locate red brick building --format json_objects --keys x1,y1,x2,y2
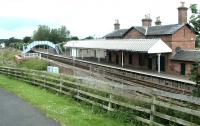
[
  {"x1": 104, "y1": 3, "x2": 198, "y2": 76},
  {"x1": 65, "y1": 2, "x2": 199, "y2": 77}
]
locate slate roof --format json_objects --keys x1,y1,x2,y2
[
  {"x1": 171, "y1": 49, "x2": 200, "y2": 62},
  {"x1": 104, "y1": 29, "x2": 129, "y2": 38},
  {"x1": 104, "y1": 23, "x2": 195, "y2": 38},
  {"x1": 147, "y1": 24, "x2": 185, "y2": 35}
]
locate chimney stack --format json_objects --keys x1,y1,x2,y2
[
  {"x1": 178, "y1": 2, "x2": 188, "y2": 24},
  {"x1": 155, "y1": 16, "x2": 161, "y2": 26},
  {"x1": 142, "y1": 14, "x2": 152, "y2": 27},
  {"x1": 114, "y1": 19, "x2": 120, "y2": 30}
]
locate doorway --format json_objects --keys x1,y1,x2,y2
[
  {"x1": 108, "y1": 52, "x2": 112, "y2": 62},
  {"x1": 181, "y1": 63, "x2": 186, "y2": 75},
  {"x1": 160, "y1": 56, "x2": 165, "y2": 71},
  {"x1": 148, "y1": 58, "x2": 152, "y2": 70},
  {"x1": 116, "y1": 55, "x2": 119, "y2": 65}
]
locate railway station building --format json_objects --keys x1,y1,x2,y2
[{"x1": 64, "y1": 2, "x2": 199, "y2": 77}]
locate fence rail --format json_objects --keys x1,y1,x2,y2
[{"x1": 0, "y1": 66, "x2": 200, "y2": 126}]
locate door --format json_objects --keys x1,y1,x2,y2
[
  {"x1": 108, "y1": 52, "x2": 112, "y2": 62},
  {"x1": 148, "y1": 58, "x2": 152, "y2": 70},
  {"x1": 181, "y1": 63, "x2": 186, "y2": 75},
  {"x1": 116, "y1": 55, "x2": 119, "y2": 65},
  {"x1": 160, "y1": 56, "x2": 165, "y2": 72},
  {"x1": 129, "y1": 54, "x2": 132, "y2": 64}
]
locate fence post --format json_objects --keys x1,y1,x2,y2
[
  {"x1": 150, "y1": 95, "x2": 156, "y2": 126},
  {"x1": 32, "y1": 72, "x2": 35, "y2": 85},
  {"x1": 14, "y1": 69, "x2": 17, "y2": 79},
  {"x1": 90, "y1": 65, "x2": 92, "y2": 77},
  {"x1": 59, "y1": 74, "x2": 63, "y2": 93},
  {"x1": 39, "y1": 53, "x2": 41, "y2": 59},
  {"x1": 7, "y1": 68, "x2": 9, "y2": 76},
  {"x1": 108, "y1": 93, "x2": 113, "y2": 111},
  {"x1": 43, "y1": 73, "x2": 46, "y2": 88},
  {"x1": 77, "y1": 84, "x2": 80, "y2": 97}
]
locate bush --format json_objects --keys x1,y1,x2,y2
[{"x1": 18, "y1": 59, "x2": 48, "y2": 71}]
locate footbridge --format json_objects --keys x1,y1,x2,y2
[{"x1": 22, "y1": 41, "x2": 62, "y2": 54}]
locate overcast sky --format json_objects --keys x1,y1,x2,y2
[{"x1": 0, "y1": 0, "x2": 199, "y2": 39}]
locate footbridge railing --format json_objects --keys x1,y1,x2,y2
[{"x1": 22, "y1": 41, "x2": 61, "y2": 54}]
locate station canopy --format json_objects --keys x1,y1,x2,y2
[{"x1": 64, "y1": 39, "x2": 172, "y2": 54}]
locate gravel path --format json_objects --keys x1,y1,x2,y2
[{"x1": 0, "y1": 88, "x2": 60, "y2": 126}]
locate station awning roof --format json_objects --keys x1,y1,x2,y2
[{"x1": 64, "y1": 39, "x2": 172, "y2": 54}]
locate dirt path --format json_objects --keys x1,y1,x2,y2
[{"x1": 0, "y1": 88, "x2": 60, "y2": 126}]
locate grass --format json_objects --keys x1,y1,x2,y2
[
  {"x1": 17, "y1": 59, "x2": 48, "y2": 70},
  {"x1": 0, "y1": 74, "x2": 135, "y2": 126},
  {"x1": 0, "y1": 48, "x2": 48, "y2": 71}
]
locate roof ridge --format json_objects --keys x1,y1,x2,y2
[{"x1": 148, "y1": 24, "x2": 181, "y2": 28}]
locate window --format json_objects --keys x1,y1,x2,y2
[{"x1": 129, "y1": 54, "x2": 132, "y2": 64}]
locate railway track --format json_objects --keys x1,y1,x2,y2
[{"x1": 40, "y1": 52, "x2": 194, "y2": 94}]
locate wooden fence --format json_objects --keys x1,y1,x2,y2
[{"x1": 0, "y1": 66, "x2": 200, "y2": 126}]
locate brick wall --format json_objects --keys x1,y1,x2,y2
[
  {"x1": 167, "y1": 60, "x2": 192, "y2": 77},
  {"x1": 171, "y1": 26, "x2": 196, "y2": 50}
]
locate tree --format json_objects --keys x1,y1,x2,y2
[
  {"x1": 190, "y1": 60, "x2": 200, "y2": 97},
  {"x1": 7, "y1": 37, "x2": 21, "y2": 46},
  {"x1": 33, "y1": 25, "x2": 70, "y2": 44},
  {"x1": 58, "y1": 26, "x2": 70, "y2": 42},
  {"x1": 83, "y1": 36, "x2": 94, "y2": 40},
  {"x1": 6, "y1": 37, "x2": 23, "y2": 49},
  {"x1": 70, "y1": 36, "x2": 79, "y2": 40},
  {"x1": 189, "y1": 4, "x2": 200, "y2": 47},
  {"x1": 33, "y1": 25, "x2": 51, "y2": 41},
  {"x1": 23, "y1": 36, "x2": 32, "y2": 43}
]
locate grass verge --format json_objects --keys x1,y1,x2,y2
[{"x1": 0, "y1": 75, "x2": 135, "y2": 126}]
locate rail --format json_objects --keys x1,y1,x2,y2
[
  {"x1": 0, "y1": 66, "x2": 200, "y2": 126},
  {"x1": 40, "y1": 52, "x2": 196, "y2": 94}
]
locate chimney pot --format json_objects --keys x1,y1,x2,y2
[
  {"x1": 155, "y1": 16, "x2": 161, "y2": 25},
  {"x1": 181, "y1": 1, "x2": 185, "y2": 7},
  {"x1": 114, "y1": 19, "x2": 120, "y2": 30},
  {"x1": 142, "y1": 14, "x2": 152, "y2": 27}
]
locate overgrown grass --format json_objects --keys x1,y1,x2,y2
[
  {"x1": 17, "y1": 59, "x2": 48, "y2": 70},
  {"x1": 0, "y1": 48, "x2": 20, "y2": 67},
  {"x1": 0, "y1": 74, "x2": 135, "y2": 126}
]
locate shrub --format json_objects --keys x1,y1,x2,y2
[{"x1": 18, "y1": 59, "x2": 48, "y2": 71}]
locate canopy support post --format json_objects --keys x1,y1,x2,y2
[
  {"x1": 98, "y1": 50, "x2": 100, "y2": 63},
  {"x1": 122, "y1": 51, "x2": 124, "y2": 67},
  {"x1": 157, "y1": 53, "x2": 161, "y2": 73},
  {"x1": 81, "y1": 49, "x2": 83, "y2": 60}
]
